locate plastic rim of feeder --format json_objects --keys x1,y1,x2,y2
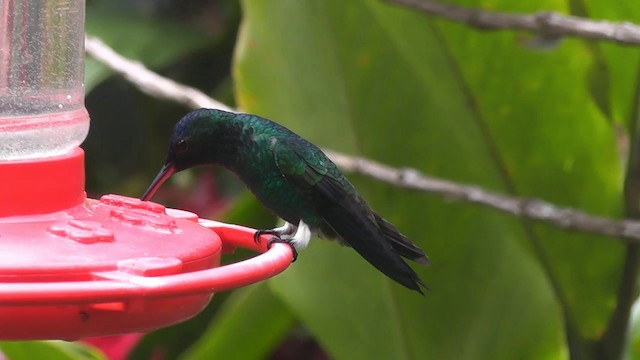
[{"x1": 0, "y1": 147, "x2": 293, "y2": 340}]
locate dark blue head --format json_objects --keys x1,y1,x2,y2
[{"x1": 141, "y1": 108, "x2": 236, "y2": 200}]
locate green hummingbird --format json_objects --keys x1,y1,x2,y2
[{"x1": 141, "y1": 109, "x2": 428, "y2": 294}]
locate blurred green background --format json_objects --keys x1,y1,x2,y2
[{"x1": 6, "y1": 0, "x2": 640, "y2": 359}]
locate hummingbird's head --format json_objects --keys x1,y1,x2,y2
[{"x1": 141, "y1": 108, "x2": 234, "y2": 201}]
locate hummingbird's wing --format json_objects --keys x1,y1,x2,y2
[{"x1": 273, "y1": 140, "x2": 427, "y2": 293}]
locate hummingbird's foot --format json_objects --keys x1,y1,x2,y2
[
  {"x1": 253, "y1": 221, "x2": 297, "y2": 244},
  {"x1": 263, "y1": 220, "x2": 310, "y2": 263},
  {"x1": 267, "y1": 237, "x2": 299, "y2": 262}
]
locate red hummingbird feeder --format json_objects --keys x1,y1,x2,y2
[{"x1": 0, "y1": 0, "x2": 292, "y2": 341}]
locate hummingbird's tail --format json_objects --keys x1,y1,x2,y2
[
  {"x1": 373, "y1": 213, "x2": 429, "y2": 265},
  {"x1": 323, "y1": 201, "x2": 429, "y2": 294}
]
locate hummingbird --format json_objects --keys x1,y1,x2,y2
[{"x1": 141, "y1": 108, "x2": 429, "y2": 294}]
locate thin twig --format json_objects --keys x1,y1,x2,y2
[
  {"x1": 84, "y1": 35, "x2": 233, "y2": 112},
  {"x1": 84, "y1": 33, "x2": 640, "y2": 243},
  {"x1": 387, "y1": 0, "x2": 640, "y2": 46},
  {"x1": 326, "y1": 151, "x2": 640, "y2": 241}
]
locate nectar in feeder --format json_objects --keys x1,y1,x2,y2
[{"x1": 0, "y1": 0, "x2": 89, "y2": 160}]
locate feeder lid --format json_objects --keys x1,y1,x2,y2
[
  {"x1": 0, "y1": 148, "x2": 220, "y2": 278},
  {"x1": 0, "y1": 195, "x2": 221, "y2": 278}
]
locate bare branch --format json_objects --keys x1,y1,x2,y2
[
  {"x1": 387, "y1": 0, "x2": 640, "y2": 46},
  {"x1": 84, "y1": 35, "x2": 234, "y2": 112},
  {"x1": 325, "y1": 151, "x2": 640, "y2": 241},
  {"x1": 84, "y1": 33, "x2": 640, "y2": 243}
]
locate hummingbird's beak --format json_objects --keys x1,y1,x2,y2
[{"x1": 141, "y1": 163, "x2": 176, "y2": 201}]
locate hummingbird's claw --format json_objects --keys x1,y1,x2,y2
[
  {"x1": 253, "y1": 229, "x2": 280, "y2": 244},
  {"x1": 267, "y1": 237, "x2": 298, "y2": 263},
  {"x1": 253, "y1": 222, "x2": 297, "y2": 245}
]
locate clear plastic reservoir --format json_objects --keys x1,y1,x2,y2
[{"x1": 0, "y1": 0, "x2": 89, "y2": 160}]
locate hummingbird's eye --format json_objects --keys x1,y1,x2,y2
[{"x1": 176, "y1": 139, "x2": 188, "y2": 152}]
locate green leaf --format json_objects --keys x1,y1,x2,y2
[
  {"x1": 235, "y1": 0, "x2": 624, "y2": 358},
  {"x1": 625, "y1": 298, "x2": 640, "y2": 359},
  {"x1": 85, "y1": 6, "x2": 211, "y2": 92},
  {"x1": 0, "y1": 341, "x2": 105, "y2": 360},
  {"x1": 180, "y1": 283, "x2": 296, "y2": 360},
  {"x1": 438, "y1": 0, "x2": 624, "y2": 338},
  {"x1": 575, "y1": 1, "x2": 640, "y2": 130}
]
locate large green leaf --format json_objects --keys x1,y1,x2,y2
[
  {"x1": 437, "y1": 0, "x2": 624, "y2": 337},
  {"x1": 234, "y1": 0, "x2": 624, "y2": 358}
]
